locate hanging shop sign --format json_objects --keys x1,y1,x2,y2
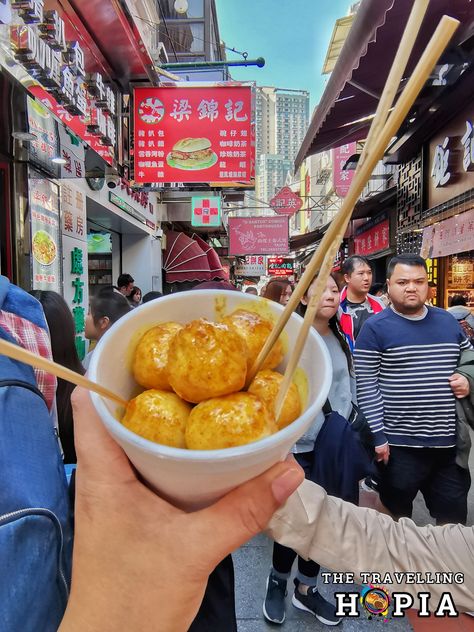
[
  {"x1": 191, "y1": 196, "x2": 221, "y2": 227},
  {"x1": 333, "y1": 142, "x2": 357, "y2": 198},
  {"x1": 234, "y1": 255, "x2": 266, "y2": 277},
  {"x1": 228, "y1": 216, "x2": 289, "y2": 256},
  {"x1": 354, "y1": 212, "x2": 390, "y2": 256},
  {"x1": 269, "y1": 186, "x2": 302, "y2": 216},
  {"x1": 109, "y1": 191, "x2": 156, "y2": 230},
  {"x1": 420, "y1": 209, "x2": 474, "y2": 259},
  {"x1": 26, "y1": 95, "x2": 59, "y2": 175},
  {"x1": 133, "y1": 84, "x2": 254, "y2": 185},
  {"x1": 61, "y1": 182, "x2": 88, "y2": 360},
  {"x1": 267, "y1": 257, "x2": 294, "y2": 276},
  {"x1": 8, "y1": 0, "x2": 117, "y2": 163},
  {"x1": 29, "y1": 174, "x2": 61, "y2": 293}
]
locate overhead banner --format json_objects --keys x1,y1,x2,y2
[
  {"x1": 133, "y1": 84, "x2": 254, "y2": 185},
  {"x1": 228, "y1": 217, "x2": 289, "y2": 256},
  {"x1": 354, "y1": 213, "x2": 390, "y2": 256},
  {"x1": 420, "y1": 208, "x2": 474, "y2": 258}
]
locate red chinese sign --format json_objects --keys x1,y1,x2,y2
[
  {"x1": 333, "y1": 142, "x2": 357, "y2": 197},
  {"x1": 228, "y1": 217, "x2": 289, "y2": 256},
  {"x1": 269, "y1": 187, "x2": 302, "y2": 216},
  {"x1": 354, "y1": 218, "x2": 390, "y2": 256},
  {"x1": 267, "y1": 257, "x2": 294, "y2": 276},
  {"x1": 133, "y1": 85, "x2": 254, "y2": 184}
]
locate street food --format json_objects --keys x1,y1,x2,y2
[
  {"x1": 133, "y1": 322, "x2": 182, "y2": 390},
  {"x1": 32, "y1": 230, "x2": 57, "y2": 266},
  {"x1": 166, "y1": 318, "x2": 248, "y2": 403},
  {"x1": 248, "y1": 369, "x2": 301, "y2": 429},
  {"x1": 122, "y1": 389, "x2": 192, "y2": 448},
  {"x1": 222, "y1": 309, "x2": 284, "y2": 371},
  {"x1": 166, "y1": 138, "x2": 217, "y2": 170},
  {"x1": 185, "y1": 392, "x2": 277, "y2": 450}
]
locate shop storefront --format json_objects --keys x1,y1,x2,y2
[
  {"x1": 353, "y1": 210, "x2": 393, "y2": 282},
  {"x1": 419, "y1": 109, "x2": 474, "y2": 308}
]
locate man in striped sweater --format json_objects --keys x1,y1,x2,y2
[{"x1": 354, "y1": 253, "x2": 472, "y2": 524}]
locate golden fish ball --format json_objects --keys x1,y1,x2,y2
[
  {"x1": 122, "y1": 389, "x2": 191, "y2": 448},
  {"x1": 185, "y1": 392, "x2": 277, "y2": 450},
  {"x1": 133, "y1": 322, "x2": 183, "y2": 390},
  {"x1": 248, "y1": 370, "x2": 302, "y2": 430},
  {"x1": 222, "y1": 309, "x2": 284, "y2": 371},
  {"x1": 166, "y1": 318, "x2": 248, "y2": 403}
]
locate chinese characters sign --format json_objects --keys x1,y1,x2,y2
[
  {"x1": 420, "y1": 209, "x2": 474, "y2": 258},
  {"x1": 354, "y1": 215, "x2": 390, "y2": 256},
  {"x1": 333, "y1": 142, "x2": 356, "y2": 197},
  {"x1": 267, "y1": 257, "x2": 294, "y2": 276},
  {"x1": 29, "y1": 175, "x2": 61, "y2": 293},
  {"x1": 234, "y1": 255, "x2": 266, "y2": 276},
  {"x1": 27, "y1": 96, "x2": 59, "y2": 175},
  {"x1": 269, "y1": 187, "x2": 302, "y2": 216},
  {"x1": 192, "y1": 196, "x2": 221, "y2": 227},
  {"x1": 431, "y1": 137, "x2": 452, "y2": 187},
  {"x1": 133, "y1": 85, "x2": 254, "y2": 184},
  {"x1": 228, "y1": 217, "x2": 289, "y2": 256},
  {"x1": 61, "y1": 182, "x2": 86, "y2": 242}
]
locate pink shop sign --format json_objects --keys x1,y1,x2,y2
[
  {"x1": 333, "y1": 142, "x2": 356, "y2": 197},
  {"x1": 228, "y1": 216, "x2": 289, "y2": 255},
  {"x1": 420, "y1": 208, "x2": 474, "y2": 259}
]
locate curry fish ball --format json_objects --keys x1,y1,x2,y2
[
  {"x1": 222, "y1": 309, "x2": 284, "y2": 371},
  {"x1": 248, "y1": 370, "x2": 302, "y2": 430},
  {"x1": 133, "y1": 322, "x2": 183, "y2": 390},
  {"x1": 185, "y1": 392, "x2": 277, "y2": 450},
  {"x1": 122, "y1": 389, "x2": 191, "y2": 448},
  {"x1": 166, "y1": 318, "x2": 248, "y2": 403}
]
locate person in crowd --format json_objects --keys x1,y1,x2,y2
[
  {"x1": 244, "y1": 286, "x2": 258, "y2": 295},
  {"x1": 83, "y1": 292, "x2": 131, "y2": 371},
  {"x1": 370, "y1": 282, "x2": 390, "y2": 308},
  {"x1": 29, "y1": 290, "x2": 84, "y2": 463},
  {"x1": 339, "y1": 255, "x2": 385, "y2": 351},
  {"x1": 354, "y1": 253, "x2": 472, "y2": 525},
  {"x1": 128, "y1": 286, "x2": 142, "y2": 308},
  {"x1": 116, "y1": 273, "x2": 134, "y2": 297},
  {"x1": 142, "y1": 291, "x2": 163, "y2": 304},
  {"x1": 263, "y1": 273, "x2": 362, "y2": 627},
  {"x1": 193, "y1": 280, "x2": 239, "y2": 291},
  {"x1": 448, "y1": 294, "x2": 474, "y2": 332},
  {"x1": 262, "y1": 279, "x2": 293, "y2": 306}
]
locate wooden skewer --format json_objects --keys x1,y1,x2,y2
[
  {"x1": 272, "y1": 15, "x2": 460, "y2": 417},
  {"x1": 0, "y1": 338, "x2": 128, "y2": 408},
  {"x1": 247, "y1": 0, "x2": 433, "y2": 390}
]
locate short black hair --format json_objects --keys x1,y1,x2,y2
[
  {"x1": 142, "y1": 291, "x2": 163, "y2": 304},
  {"x1": 342, "y1": 255, "x2": 371, "y2": 276},
  {"x1": 387, "y1": 253, "x2": 427, "y2": 278},
  {"x1": 370, "y1": 282, "x2": 384, "y2": 295},
  {"x1": 450, "y1": 294, "x2": 467, "y2": 307},
  {"x1": 117, "y1": 273, "x2": 134, "y2": 288},
  {"x1": 90, "y1": 292, "x2": 131, "y2": 326}
]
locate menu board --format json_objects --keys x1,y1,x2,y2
[
  {"x1": 133, "y1": 85, "x2": 254, "y2": 184},
  {"x1": 30, "y1": 176, "x2": 61, "y2": 293}
]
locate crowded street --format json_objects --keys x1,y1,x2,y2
[{"x1": 1, "y1": 0, "x2": 474, "y2": 631}]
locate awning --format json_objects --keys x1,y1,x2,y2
[
  {"x1": 163, "y1": 231, "x2": 212, "y2": 283},
  {"x1": 295, "y1": 0, "x2": 474, "y2": 168},
  {"x1": 192, "y1": 234, "x2": 226, "y2": 280}
]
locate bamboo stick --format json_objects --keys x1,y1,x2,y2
[
  {"x1": 246, "y1": 15, "x2": 459, "y2": 390},
  {"x1": 272, "y1": 15, "x2": 459, "y2": 418},
  {"x1": 0, "y1": 338, "x2": 128, "y2": 408}
]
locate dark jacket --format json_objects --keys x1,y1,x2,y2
[{"x1": 455, "y1": 348, "x2": 474, "y2": 469}]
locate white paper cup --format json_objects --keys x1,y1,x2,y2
[{"x1": 88, "y1": 290, "x2": 332, "y2": 509}]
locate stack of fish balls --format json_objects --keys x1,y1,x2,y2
[{"x1": 122, "y1": 309, "x2": 302, "y2": 450}]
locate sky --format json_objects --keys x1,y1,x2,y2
[{"x1": 215, "y1": 0, "x2": 352, "y2": 112}]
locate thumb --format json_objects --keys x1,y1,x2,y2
[{"x1": 193, "y1": 461, "x2": 304, "y2": 566}]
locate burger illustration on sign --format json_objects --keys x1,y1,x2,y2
[{"x1": 166, "y1": 138, "x2": 218, "y2": 170}]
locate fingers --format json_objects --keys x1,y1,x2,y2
[
  {"x1": 72, "y1": 387, "x2": 136, "y2": 485},
  {"x1": 193, "y1": 461, "x2": 304, "y2": 566}
]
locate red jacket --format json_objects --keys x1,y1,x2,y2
[{"x1": 338, "y1": 287, "x2": 385, "y2": 351}]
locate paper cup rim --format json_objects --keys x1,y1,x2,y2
[{"x1": 88, "y1": 289, "x2": 332, "y2": 462}]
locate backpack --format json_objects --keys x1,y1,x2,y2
[
  {"x1": 460, "y1": 318, "x2": 474, "y2": 345},
  {"x1": 0, "y1": 278, "x2": 73, "y2": 632}
]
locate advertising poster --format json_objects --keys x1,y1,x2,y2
[
  {"x1": 30, "y1": 176, "x2": 61, "y2": 293},
  {"x1": 134, "y1": 85, "x2": 254, "y2": 184},
  {"x1": 27, "y1": 96, "x2": 60, "y2": 177},
  {"x1": 228, "y1": 217, "x2": 289, "y2": 256}
]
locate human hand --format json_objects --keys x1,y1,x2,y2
[
  {"x1": 449, "y1": 373, "x2": 470, "y2": 398},
  {"x1": 375, "y1": 443, "x2": 390, "y2": 464},
  {"x1": 59, "y1": 388, "x2": 304, "y2": 632}
]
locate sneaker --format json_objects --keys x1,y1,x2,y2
[
  {"x1": 263, "y1": 572, "x2": 287, "y2": 624},
  {"x1": 292, "y1": 585, "x2": 342, "y2": 626}
]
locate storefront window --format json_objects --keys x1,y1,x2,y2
[
  {"x1": 447, "y1": 252, "x2": 474, "y2": 307},
  {"x1": 160, "y1": 0, "x2": 204, "y2": 19},
  {"x1": 164, "y1": 22, "x2": 205, "y2": 53}
]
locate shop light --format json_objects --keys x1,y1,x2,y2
[
  {"x1": 174, "y1": 0, "x2": 189, "y2": 14},
  {"x1": 51, "y1": 156, "x2": 68, "y2": 165}
]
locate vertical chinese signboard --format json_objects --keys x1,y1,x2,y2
[
  {"x1": 29, "y1": 175, "x2": 61, "y2": 293},
  {"x1": 61, "y1": 182, "x2": 88, "y2": 360},
  {"x1": 333, "y1": 142, "x2": 357, "y2": 197},
  {"x1": 133, "y1": 85, "x2": 254, "y2": 184}
]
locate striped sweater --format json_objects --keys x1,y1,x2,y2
[{"x1": 354, "y1": 306, "x2": 472, "y2": 448}]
